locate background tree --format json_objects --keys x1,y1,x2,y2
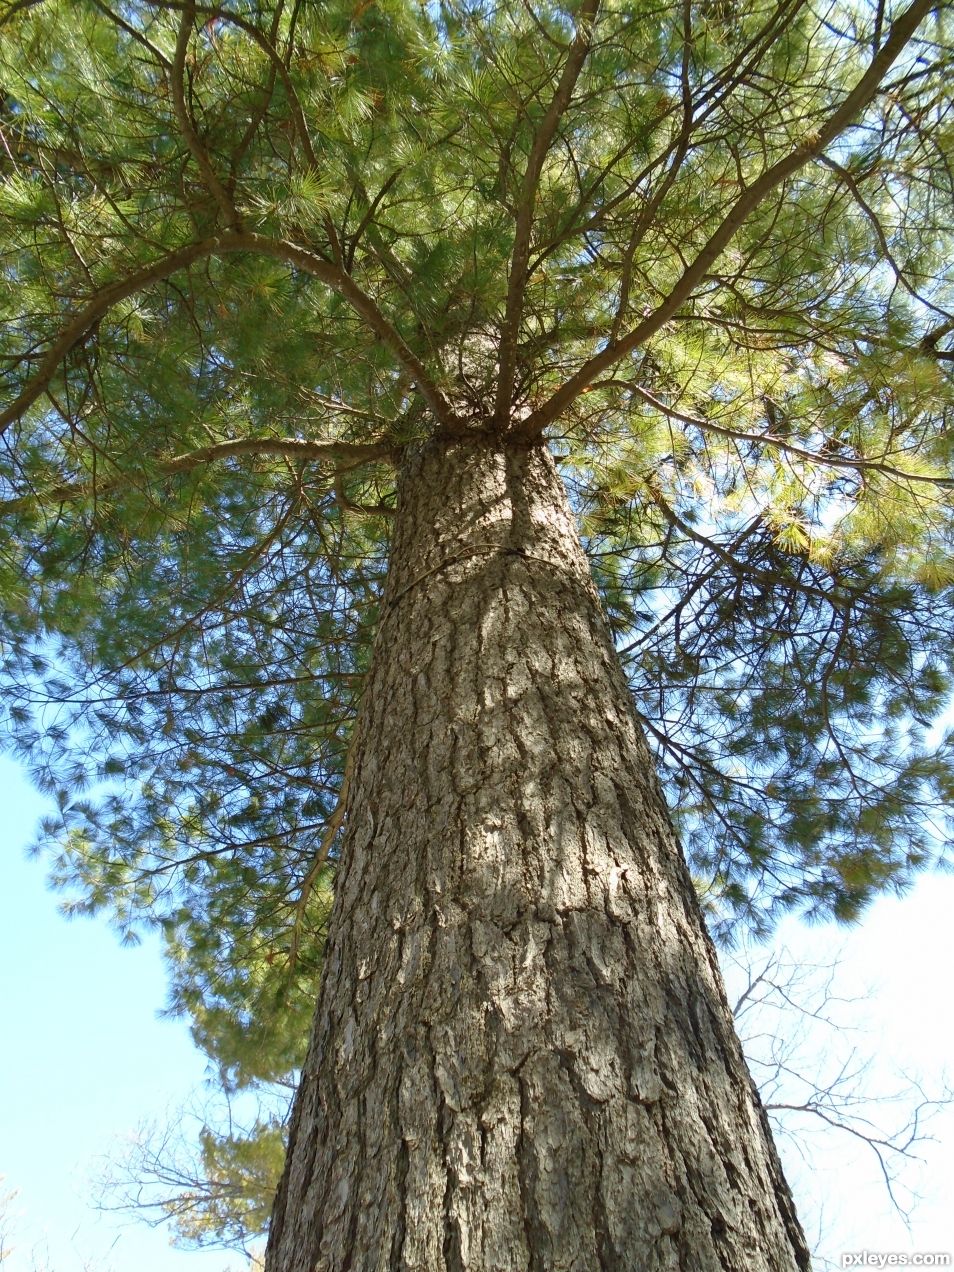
[
  {"x1": 0, "y1": 0, "x2": 952, "y2": 1266},
  {"x1": 99, "y1": 1097, "x2": 287, "y2": 1259},
  {"x1": 0, "y1": 1176, "x2": 115, "y2": 1272},
  {"x1": 0, "y1": 1178, "x2": 17, "y2": 1268},
  {"x1": 725, "y1": 942, "x2": 953, "y2": 1264}
]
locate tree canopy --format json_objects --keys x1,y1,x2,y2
[{"x1": 1, "y1": 0, "x2": 952, "y2": 1158}]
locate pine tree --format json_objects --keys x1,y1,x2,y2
[{"x1": 1, "y1": 0, "x2": 951, "y2": 1267}]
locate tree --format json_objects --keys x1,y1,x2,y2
[
  {"x1": 0, "y1": 1177, "x2": 116, "y2": 1272},
  {"x1": 99, "y1": 1096, "x2": 286, "y2": 1258},
  {"x1": 0, "y1": 0, "x2": 951, "y2": 1267},
  {"x1": 725, "y1": 943, "x2": 954, "y2": 1264},
  {"x1": 0, "y1": 1178, "x2": 17, "y2": 1268}
]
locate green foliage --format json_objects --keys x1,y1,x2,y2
[
  {"x1": 1, "y1": 0, "x2": 953, "y2": 1245},
  {"x1": 102, "y1": 1100, "x2": 286, "y2": 1256},
  {"x1": 174, "y1": 1119, "x2": 286, "y2": 1250}
]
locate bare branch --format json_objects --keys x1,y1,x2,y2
[{"x1": 727, "y1": 942, "x2": 954, "y2": 1229}]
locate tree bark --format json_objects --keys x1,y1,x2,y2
[{"x1": 266, "y1": 434, "x2": 810, "y2": 1272}]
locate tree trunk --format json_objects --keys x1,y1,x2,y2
[{"x1": 265, "y1": 434, "x2": 810, "y2": 1272}]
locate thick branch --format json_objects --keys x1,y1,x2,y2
[
  {"x1": 0, "y1": 238, "x2": 224, "y2": 438},
  {"x1": 171, "y1": 2, "x2": 239, "y2": 228},
  {"x1": 521, "y1": 0, "x2": 937, "y2": 435},
  {"x1": 494, "y1": 0, "x2": 601, "y2": 426},
  {"x1": 0, "y1": 437, "x2": 397, "y2": 515},
  {"x1": 1, "y1": 232, "x2": 455, "y2": 437}
]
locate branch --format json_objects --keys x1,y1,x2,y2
[
  {"x1": 645, "y1": 481, "x2": 848, "y2": 609},
  {"x1": 287, "y1": 749, "x2": 353, "y2": 971},
  {"x1": 626, "y1": 382, "x2": 954, "y2": 488},
  {"x1": 346, "y1": 168, "x2": 403, "y2": 271},
  {"x1": 170, "y1": 1, "x2": 240, "y2": 229},
  {"x1": 149, "y1": 0, "x2": 322, "y2": 172},
  {"x1": 261, "y1": 235, "x2": 455, "y2": 429},
  {"x1": 1, "y1": 232, "x2": 455, "y2": 437},
  {"x1": 494, "y1": 0, "x2": 601, "y2": 426},
  {"x1": 0, "y1": 0, "x2": 46, "y2": 25},
  {"x1": 521, "y1": 0, "x2": 937, "y2": 435},
  {"x1": 0, "y1": 438, "x2": 397, "y2": 515},
  {"x1": 333, "y1": 470, "x2": 395, "y2": 518},
  {"x1": 0, "y1": 237, "x2": 223, "y2": 438},
  {"x1": 922, "y1": 318, "x2": 954, "y2": 362},
  {"x1": 821, "y1": 155, "x2": 953, "y2": 323}
]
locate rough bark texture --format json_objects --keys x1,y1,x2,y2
[{"x1": 266, "y1": 434, "x2": 810, "y2": 1272}]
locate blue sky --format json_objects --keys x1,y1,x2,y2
[
  {"x1": 0, "y1": 756, "x2": 249, "y2": 1272},
  {"x1": 1, "y1": 750, "x2": 951, "y2": 1270}
]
